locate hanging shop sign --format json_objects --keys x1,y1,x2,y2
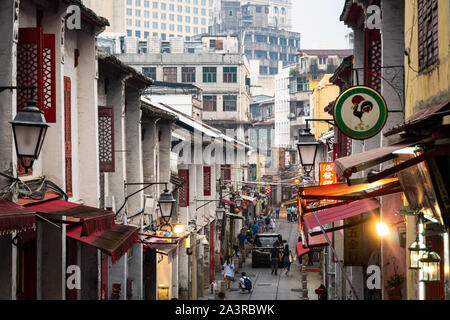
[
  {"x1": 333, "y1": 86, "x2": 388, "y2": 140},
  {"x1": 319, "y1": 162, "x2": 338, "y2": 203}
]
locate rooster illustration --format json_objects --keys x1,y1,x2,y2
[{"x1": 351, "y1": 95, "x2": 373, "y2": 127}]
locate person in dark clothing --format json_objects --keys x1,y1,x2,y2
[
  {"x1": 269, "y1": 241, "x2": 282, "y2": 275},
  {"x1": 281, "y1": 244, "x2": 293, "y2": 276},
  {"x1": 238, "y1": 229, "x2": 247, "y2": 254},
  {"x1": 315, "y1": 284, "x2": 328, "y2": 300},
  {"x1": 307, "y1": 250, "x2": 314, "y2": 266},
  {"x1": 275, "y1": 207, "x2": 280, "y2": 219}
]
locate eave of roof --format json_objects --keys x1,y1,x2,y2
[{"x1": 141, "y1": 101, "x2": 178, "y2": 122}]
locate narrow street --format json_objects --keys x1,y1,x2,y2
[{"x1": 202, "y1": 211, "x2": 322, "y2": 300}]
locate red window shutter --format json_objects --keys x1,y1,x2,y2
[
  {"x1": 363, "y1": 28, "x2": 381, "y2": 92},
  {"x1": 17, "y1": 28, "x2": 56, "y2": 123},
  {"x1": 203, "y1": 166, "x2": 211, "y2": 196},
  {"x1": 98, "y1": 107, "x2": 115, "y2": 172},
  {"x1": 178, "y1": 169, "x2": 189, "y2": 207},
  {"x1": 64, "y1": 77, "x2": 73, "y2": 197}
]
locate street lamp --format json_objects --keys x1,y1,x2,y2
[
  {"x1": 296, "y1": 127, "x2": 319, "y2": 175},
  {"x1": 419, "y1": 245, "x2": 441, "y2": 282},
  {"x1": 158, "y1": 188, "x2": 176, "y2": 225},
  {"x1": 376, "y1": 221, "x2": 390, "y2": 237},
  {"x1": 216, "y1": 203, "x2": 226, "y2": 222},
  {"x1": 408, "y1": 235, "x2": 427, "y2": 269},
  {"x1": 234, "y1": 194, "x2": 242, "y2": 207},
  {"x1": 6, "y1": 92, "x2": 49, "y2": 173}
]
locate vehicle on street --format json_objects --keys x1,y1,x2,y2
[{"x1": 251, "y1": 233, "x2": 285, "y2": 267}]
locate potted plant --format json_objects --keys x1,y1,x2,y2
[{"x1": 386, "y1": 274, "x2": 405, "y2": 300}]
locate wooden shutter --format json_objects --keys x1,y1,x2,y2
[
  {"x1": 178, "y1": 169, "x2": 189, "y2": 207},
  {"x1": 203, "y1": 166, "x2": 211, "y2": 196},
  {"x1": 98, "y1": 107, "x2": 115, "y2": 172},
  {"x1": 64, "y1": 77, "x2": 73, "y2": 197},
  {"x1": 17, "y1": 28, "x2": 56, "y2": 123},
  {"x1": 418, "y1": 0, "x2": 439, "y2": 72},
  {"x1": 221, "y1": 164, "x2": 231, "y2": 181}
]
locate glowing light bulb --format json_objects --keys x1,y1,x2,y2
[{"x1": 376, "y1": 221, "x2": 389, "y2": 237}]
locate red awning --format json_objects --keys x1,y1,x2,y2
[
  {"x1": 296, "y1": 241, "x2": 310, "y2": 256},
  {"x1": 307, "y1": 232, "x2": 330, "y2": 248},
  {"x1": 66, "y1": 224, "x2": 138, "y2": 263},
  {"x1": 0, "y1": 200, "x2": 36, "y2": 234},
  {"x1": 26, "y1": 200, "x2": 114, "y2": 236},
  {"x1": 221, "y1": 199, "x2": 237, "y2": 206},
  {"x1": 303, "y1": 198, "x2": 379, "y2": 229},
  {"x1": 18, "y1": 190, "x2": 63, "y2": 206}
]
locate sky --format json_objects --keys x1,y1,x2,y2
[{"x1": 291, "y1": 0, "x2": 352, "y2": 50}]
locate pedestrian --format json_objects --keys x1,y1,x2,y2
[
  {"x1": 269, "y1": 241, "x2": 282, "y2": 275},
  {"x1": 281, "y1": 244, "x2": 293, "y2": 276},
  {"x1": 239, "y1": 272, "x2": 252, "y2": 293},
  {"x1": 222, "y1": 256, "x2": 235, "y2": 290},
  {"x1": 275, "y1": 206, "x2": 280, "y2": 219},
  {"x1": 238, "y1": 229, "x2": 247, "y2": 254},
  {"x1": 315, "y1": 284, "x2": 328, "y2": 300},
  {"x1": 307, "y1": 250, "x2": 314, "y2": 266},
  {"x1": 232, "y1": 237, "x2": 239, "y2": 257},
  {"x1": 251, "y1": 221, "x2": 260, "y2": 236},
  {"x1": 286, "y1": 206, "x2": 291, "y2": 222},
  {"x1": 264, "y1": 214, "x2": 271, "y2": 231},
  {"x1": 270, "y1": 216, "x2": 276, "y2": 231},
  {"x1": 257, "y1": 215, "x2": 264, "y2": 232},
  {"x1": 291, "y1": 207, "x2": 297, "y2": 221}
]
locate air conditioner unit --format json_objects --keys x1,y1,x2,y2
[{"x1": 105, "y1": 196, "x2": 115, "y2": 212}]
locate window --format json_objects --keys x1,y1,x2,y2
[
  {"x1": 221, "y1": 164, "x2": 231, "y2": 181},
  {"x1": 256, "y1": 6, "x2": 262, "y2": 13},
  {"x1": 169, "y1": 4, "x2": 175, "y2": 11},
  {"x1": 288, "y1": 39, "x2": 294, "y2": 46},
  {"x1": 98, "y1": 106, "x2": 115, "y2": 173},
  {"x1": 135, "y1": 30, "x2": 141, "y2": 38},
  {"x1": 255, "y1": 50, "x2": 267, "y2": 59},
  {"x1": 201, "y1": 8, "x2": 206, "y2": 15},
  {"x1": 177, "y1": 25, "x2": 182, "y2": 32},
  {"x1": 144, "y1": 31, "x2": 149, "y2": 38},
  {"x1": 186, "y1": 6, "x2": 190, "y2": 13},
  {"x1": 185, "y1": 16, "x2": 191, "y2": 23},
  {"x1": 177, "y1": 15, "x2": 183, "y2": 22},
  {"x1": 142, "y1": 67, "x2": 156, "y2": 79},
  {"x1": 152, "y1": 22, "x2": 158, "y2": 28},
  {"x1": 161, "y1": 33, "x2": 166, "y2": 40},
  {"x1": 279, "y1": 38, "x2": 286, "y2": 46},
  {"x1": 126, "y1": 8, "x2": 132, "y2": 15},
  {"x1": 259, "y1": 66, "x2": 268, "y2": 75},
  {"x1": 319, "y1": 56, "x2": 327, "y2": 64},
  {"x1": 201, "y1": 18, "x2": 206, "y2": 25},
  {"x1": 135, "y1": 9, "x2": 141, "y2": 16},
  {"x1": 194, "y1": 17, "x2": 198, "y2": 24},
  {"x1": 193, "y1": 7, "x2": 198, "y2": 14},
  {"x1": 201, "y1": 0, "x2": 206, "y2": 5},
  {"x1": 182, "y1": 67, "x2": 196, "y2": 82},
  {"x1": 127, "y1": 29, "x2": 132, "y2": 36},
  {"x1": 152, "y1": 1, "x2": 158, "y2": 8},
  {"x1": 135, "y1": 20, "x2": 141, "y2": 27},
  {"x1": 201, "y1": 27, "x2": 206, "y2": 33},
  {"x1": 245, "y1": 50, "x2": 252, "y2": 58},
  {"x1": 203, "y1": 166, "x2": 211, "y2": 196},
  {"x1": 161, "y1": 23, "x2": 166, "y2": 30},
  {"x1": 170, "y1": 24, "x2": 175, "y2": 31},
  {"x1": 269, "y1": 52, "x2": 278, "y2": 60},
  {"x1": 144, "y1": 10, "x2": 149, "y2": 17},
  {"x1": 169, "y1": 14, "x2": 174, "y2": 21},
  {"x1": 418, "y1": 0, "x2": 438, "y2": 72},
  {"x1": 203, "y1": 67, "x2": 216, "y2": 82},
  {"x1": 163, "y1": 67, "x2": 177, "y2": 82},
  {"x1": 161, "y1": 3, "x2": 166, "y2": 10},
  {"x1": 223, "y1": 66, "x2": 237, "y2": 83},
  {"x1": 269, "y1": 36, "x2": 277, "y2": 45},
  {"x1": 280, "y1": 53, "x2": 286, "y2": 61},
  {"x1": 269, "y1": 67, "x2": 278, "y2": 75},
  {"x1": 135, "y1": 0, "x2": 141, "y2": 5},
  {"x1": 203, "y1": 95, "x2": 217, "y2": 111},
  {"x1": 185, "y1": 26, "x2": 190, "y2": 33},
  {"x1": 127, "y1": 0, "x2": 132, "y2": 5},
  {"x1": 126, "y1": 19, "x2": 132, "y2": 26},
  {"x1": 297, "y1": 77, "x2": 309, "y2": 92},
  {"x1": 223, "y1": 95, "x2": 237, "y2": 111},
  {"x1": 178, "y1": 169, "x2": 189, "y2": 207},
  {"x1": 152, "y1": 12, "x2": 158, "y2": 18},
  {"x1": 144, "y1": 0, "x2": 149, "y2": 7},
  {"x1": 144, "y1": 21, "x2": 150, "y2": 28},
  {"x1": 193, "y1": 27, "x2": 198, "y2": 34},
  {"x1": 178, "y1": 5, "x2": 183, "y2": 12},
  {"x1": 255, "y1": 34, "x2": 267, "y2": 43},
  {"x1": 161, "y1": 13, "x2": 166, "y2": 20}
]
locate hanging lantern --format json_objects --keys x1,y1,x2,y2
[
  {"x1": 408, "y1": 236, "x2": 427, "y2": 270},
  {"x1": 419, "y1": 247, "x2": 441, "y2": 282}
]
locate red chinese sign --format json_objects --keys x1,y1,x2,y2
[{"x1": 319, "y1": 163, "x2": 337, "y2": 203}]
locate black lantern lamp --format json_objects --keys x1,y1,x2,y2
[
  {"x1": 216, "y1": 203, "x2": 226, "y2": 222},
  {"x1": 419, "y1": 244, "x2": 441, "y2": 282},
  {"x1": 234, "y1": 194, "x2": 242, "y2": 207},
  {"x1": 9, "y1": 98, "x2": 49, "y2": 173},
  {"x1": 296, "y1": 127, "x2": 319, "y2": 175},
  {"x1": 408, "y1": 235, "x2": 427, "y2": 270},
  {"x1": 158, "y1": 188, "x2": 176, "y2": 225}
]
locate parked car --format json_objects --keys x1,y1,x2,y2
[{"x1": 251, "y1": 233, "x2": 285, "y2": 268}]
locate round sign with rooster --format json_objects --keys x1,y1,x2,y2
[{"x1": 333, "y1": 86, "x2": 388, "y2": 140}]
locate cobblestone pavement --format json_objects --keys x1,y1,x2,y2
[{"x1": 200, "y1": 211, "x2": 323, "y2": 300}]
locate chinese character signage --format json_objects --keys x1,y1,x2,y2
[{"x1": 319, "y1": 162, "x2": 337, "y2": 186}]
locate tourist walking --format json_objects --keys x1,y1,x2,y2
[
  {"x1": 275, "y1": 206, "x2": 280, "y2": 219},
  {"x1": 269, "y1": 241, "x2": 282, "y2": 275},
  {"x1": 222, "y1": 256, "x2": 235, "y2": 290},
  {"x1": 286, "y1": 206, "x2": 292, "y2": 222},
  {"x1": 282, "y1": 244, "x2": 293, "y2": 276}
]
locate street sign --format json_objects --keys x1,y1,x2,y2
[{"x1": 333, "y1": 86, "x2": 388, "y2": 140}]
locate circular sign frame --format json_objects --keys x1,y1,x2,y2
[{"x1": 333, "y1": 86, "x2": 388, "y2": 140}]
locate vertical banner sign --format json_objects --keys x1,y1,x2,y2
[
  {"x1": 319, "y1": 162, "x2": 337, "y2": 203},
  {"x1": 344, "y1": 215, "x2": 364, "y2": 265}
]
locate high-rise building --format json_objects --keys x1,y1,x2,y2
[{"x1": 83, "y1": 0, "x2": 215, "y2": 40}]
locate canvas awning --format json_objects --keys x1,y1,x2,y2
[
  {"x1": 303, "y1": 198, "x2": 379, "y2": 229},
  {"x1": 26, "y1": 200, "x2": 114, "y2": 236},
  {"x1": 0, "y1": 199, "x2": 36, "y2": 235},
  {"x1": 221, "y1": 199, "x2": 238, "y2": 207},
  {"x1": 66, "y1": 224, "x2": 138, "y2": 263}
]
